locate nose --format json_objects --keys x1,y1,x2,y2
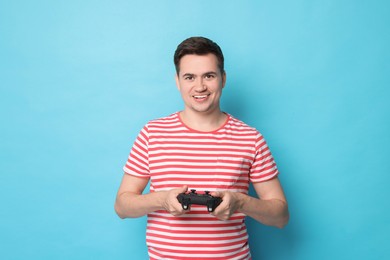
[{"x1": 194, "y1": 78, "x2": 206, "y2": 92}]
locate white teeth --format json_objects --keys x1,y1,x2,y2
[{"x1": 194, "y1": 95, "x2": 208, "y2": 99}]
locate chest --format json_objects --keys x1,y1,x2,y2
[{"x1": 147, "y1": 134, "x2": 255, "y2": 192}]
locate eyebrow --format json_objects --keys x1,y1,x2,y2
[
  {"x1": 182, "y1": 73, "x2": 195, "y2": 78},
  {"x1": 181, "y1": 71, "x2": 218, "y2": 78}
]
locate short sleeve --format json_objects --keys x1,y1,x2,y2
[
  {"x1": 123, "y1": 125, "x2": 150, "y2": 178},
  {"x1": 249, "y1": 133, "x2": 279, "y2": 183}
]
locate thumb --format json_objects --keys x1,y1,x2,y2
[
  {"x1": 179, "y1": 185, "x2": 188, "y2": 193},
  {"x1": 211, "y1": 190, "x2": 222, "y2": 197}
]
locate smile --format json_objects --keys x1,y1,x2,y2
[{"x1": 193, "y1": 94, "x2": 210, "y2": 99}]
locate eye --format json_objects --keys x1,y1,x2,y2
[
  {"x1": 183, "y1": 74, "x2": 194, "y2": 81},
  {"x1": 204, "y1": 73, "x2": 216, "y2": 80}
]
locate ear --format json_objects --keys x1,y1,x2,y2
[
  {"x1": 175, "y1": 73, "x2": 181, "y2": 91},
  {"x1": 222, "y1": 71, "x2": 227, "y2": 88}
]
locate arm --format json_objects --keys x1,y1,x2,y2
[
  {"x1": 211, "y1": 177, "x2": 289, "y2": 228},
  {"x1": 114, "y1": 173, "x2": 189, "y2": 219}
]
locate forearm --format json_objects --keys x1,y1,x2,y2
[
  {"x1": 115, "y1": 191, "x2": 166, "y2": 219},
  {"x1": 238, "y1": 193, "x2": 289, "y2": 228}
]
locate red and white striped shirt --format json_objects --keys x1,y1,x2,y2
[{"x1": 123, "y1": 112, "x2": 279, "y2": 260}]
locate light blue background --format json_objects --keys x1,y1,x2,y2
[{"x1": 1, "y1": 1, "x2": 389, "y2": 259}]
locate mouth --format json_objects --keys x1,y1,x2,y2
[{"x1": 192, "y1": 94, "x2": 210, "y2": 101}]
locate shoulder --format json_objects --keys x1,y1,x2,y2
[
  {"x1": 147, "y1": 112, "x2": 178, "y2": 124},
  {"x1": 144, "y1": 112, "x2": 183, "y2": 133},
  {"x1": 226, "y1": 114, "x2": 261, "y2": 136}
]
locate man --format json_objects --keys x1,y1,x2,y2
[{"x1": 115, "y1": 36, "x2": 289, "y2": 260}]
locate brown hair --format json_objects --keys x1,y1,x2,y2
[{"x1": 174, "y1": 36, "x2": 224, "y2": 75}]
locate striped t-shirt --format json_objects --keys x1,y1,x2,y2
[{"x1": 123, "y1": 112, "x2": 279, "y2": 260}]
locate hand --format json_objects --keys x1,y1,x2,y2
[
  {"x1": 210, "y1": 190, "x2": 244, "y2": 221},
  {"x1": 161, "y1": 185, "x2": 189, "y2": 216}
]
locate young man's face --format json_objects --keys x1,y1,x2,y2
[{"x1": 175, "y1": 53, "x2": 226, "y2": 116}]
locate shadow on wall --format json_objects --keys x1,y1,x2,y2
[
  {"x1": 221, "y1": 78, "x2": 254, "y2": 121},
  {"x1": 247, "y1": 184, "x2": 300, "y2": 260},
  {"x1": 222, "y1": 79, "x2": 300, "y2": 260}
]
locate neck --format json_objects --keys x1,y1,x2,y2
[{"x1": 179, "y1": 109, "x2": 227, "y2": 132}]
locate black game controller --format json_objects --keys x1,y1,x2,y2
[{"x1": 177, "y1": 189, "x2": 222, "y2": 212}]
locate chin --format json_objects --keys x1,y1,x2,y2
[{"x1": 191, "y1": 106, "x2": 217, "y2": 114}]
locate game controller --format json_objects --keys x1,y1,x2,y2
[{"x1": 177, "y1": 189, "x2": 222, "y2": 212}]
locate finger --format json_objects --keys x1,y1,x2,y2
[
  {"x1": 211, "y1": 205, "x2": 230, "y2": 220},
  {"x1": 175, "y1": 185, "x2": 188, "y2": 194},
  {"x1": 211, "y1": 211, "x2": 228, "y2": 221},
  {"x1": 210, "y1": 204, "x2": 223, "y2": 216},
  {"x1": 172, "y1": 206, "x2": 190, "y2": 216},
  {"x1": 210, "y1": 190, "x2": 222, "y2": 197},
  {"x1": 180, "y1": 185, "x2": 188, "y2": 193}
]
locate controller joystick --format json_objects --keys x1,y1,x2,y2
[{"x1": 177, "y1": 189, "x2": 222, "y2": 212}]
